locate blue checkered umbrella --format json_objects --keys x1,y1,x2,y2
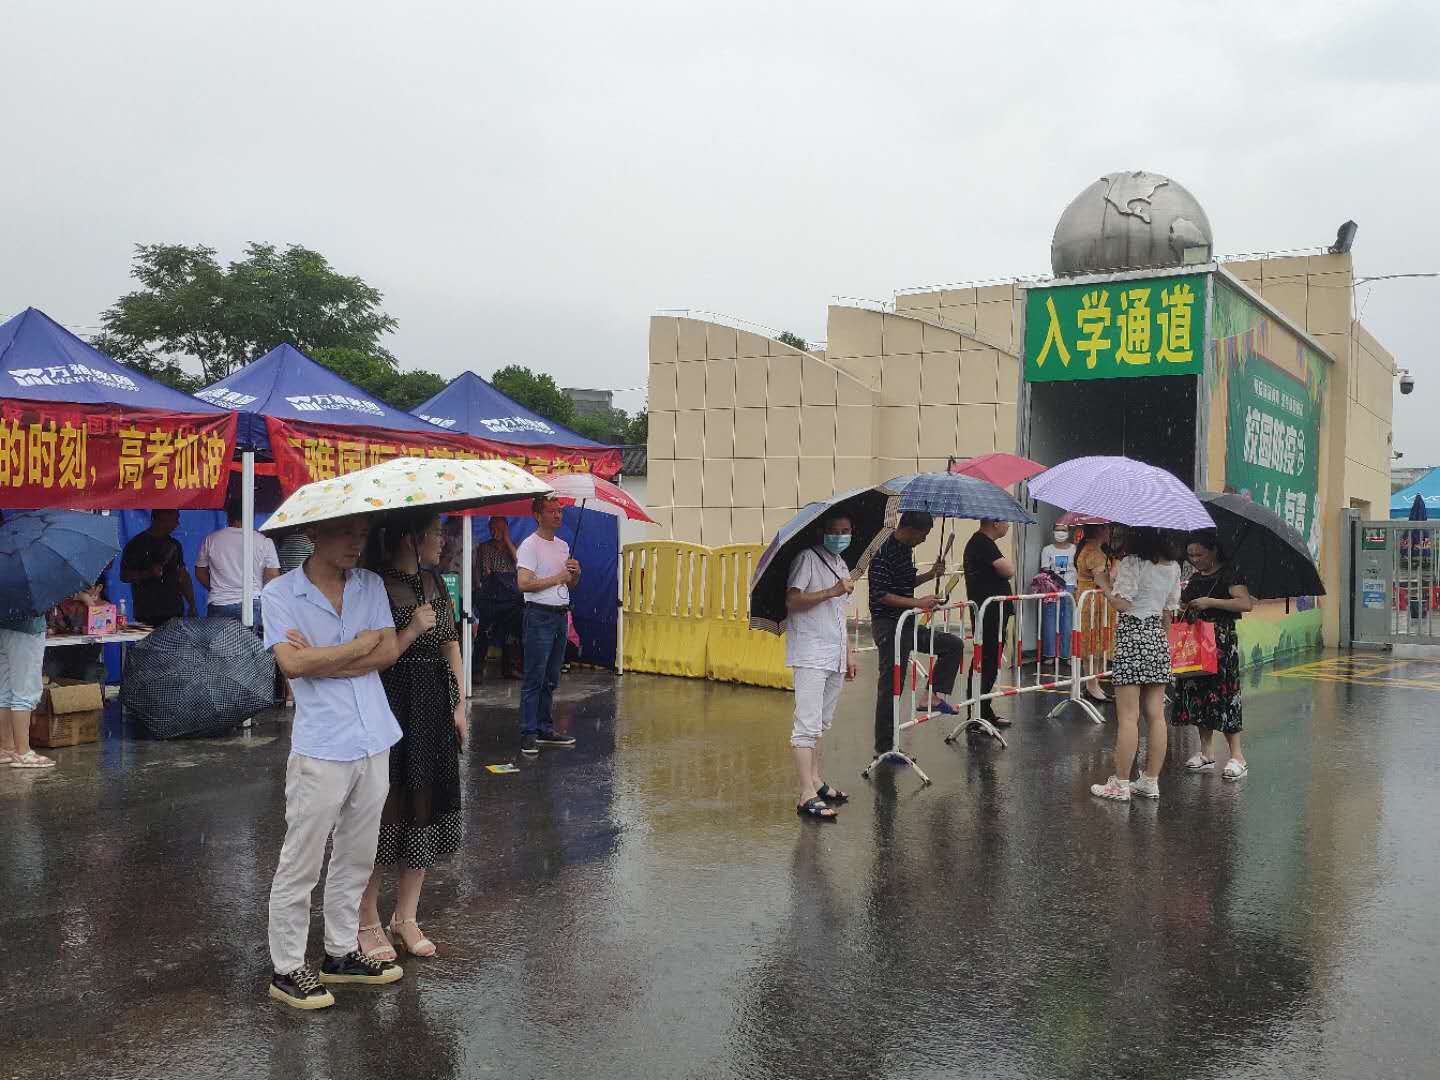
[{"x1": 889, "y1": 472, "x2": 1035, "y2": 523}]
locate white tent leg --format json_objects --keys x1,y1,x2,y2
[
  {"x1": 462, "y1": 518, "x2": 473, "y2": 694},
  {"x1": 241, "y1": 451, "x2": 255, "y2": 628}
]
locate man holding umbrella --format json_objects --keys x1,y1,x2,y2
[{"x1": 868, "y1": 511, "x2": 962, "y2": 756}]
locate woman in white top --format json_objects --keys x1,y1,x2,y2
[
  {"x1": 1091, "y1": 527, "x2": 1183, "y2": 802},
  {"x1": 784, "y1": 511, "x2": 856, "y2": 820}
]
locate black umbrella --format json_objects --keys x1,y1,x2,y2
[
  {"x1": 748, "y1": 484, "x2": 898, "y2": 634},
  {"x1": 1197, "y1": 492, "x2": 1324, "y2": 600},
  {"x1": 121, "y1": 618, "x2": 277, "y2": 737}
]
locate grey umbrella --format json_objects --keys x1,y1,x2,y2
[{"x1": 121, "y1": 618, "x2": 277, "y2": 737}]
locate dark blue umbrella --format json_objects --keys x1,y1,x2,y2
[
  {"x1": 889, "y1": 472, "x2": 1035, "y2": 524},
  {"x1": 748, "y1": 485, "x2": 897, "y2": 634},
  {"x1": 0, "y1": 510, "x2": 119, "y2": 620},
  {"x1": 1410, "y1": 494, "x2": 1428, "y2": 521}
]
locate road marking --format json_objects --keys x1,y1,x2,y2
[{"x1": 1273, "y1": 655, "x2": 1440, "y2": 690}]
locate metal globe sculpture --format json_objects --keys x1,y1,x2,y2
[{"x1": 1050, "y1": 171, "x2": 1213, "y2": 276}]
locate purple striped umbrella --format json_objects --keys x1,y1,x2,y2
[{"x1": 1027, "y1": 456, "x2": 1215, "y2": 531}]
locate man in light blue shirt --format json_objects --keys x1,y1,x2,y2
[{"x1": 261, "y1": 513, "x2": 409, "y2": 1010}]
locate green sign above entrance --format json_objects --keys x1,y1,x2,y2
[{"x1": 1023, "y1": 272, "x2": 1207, "y2": 382}]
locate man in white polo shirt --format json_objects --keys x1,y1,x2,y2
[
  {"x1": 261, "y1": 513, "x2": 409, "y2": 1010},
  {"x1": 197, "y1": 498, "x2": 281, "y2": 631},
  {"x1": 515, "y1": 494, "x2": 580, "y2": 757}
]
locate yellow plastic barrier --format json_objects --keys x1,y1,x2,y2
[
  {"x1": 706, "y1": 544, "x2": 792, "y2": 690},
  {"x1": 620, "y1": 540, "x2": 711, "y2": 677}
]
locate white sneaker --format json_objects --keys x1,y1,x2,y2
[
  {"x1": 1130, "y1": 774, "x2": 1160, "y2": 799},
  {"x1": 1090, "y1": 776, "x2": 1130, "y2": 801},
  {"x1": 1222, "y1": 759, "x2": 1248, "y2": 780},
  {"x1": 1184, "y1": 754, "x2": 1215, "y2": 772}
]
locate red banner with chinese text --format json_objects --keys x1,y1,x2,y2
[
  {"x1": 0, "y1": 399, "x2": 238, "y2": 510},
  {"x1": 266, "y1": 417, "x2": 621, "y2": 495}
]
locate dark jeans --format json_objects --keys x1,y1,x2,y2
[
  {"x1": 208, "y1": 601, "x2": 262, "y2": 635},
  {"x1": 519, "y1": 606, "x2": 569, "y2": 738},
  {"x1": 871, "y1": 618, "x2": 963, "y2": 755},
  {"x1": 969, "y1": 601, "x2": 1013, "y2": 718},
  {"x1": 474, "y1": 598, "x2": 523, "y2": 669}
]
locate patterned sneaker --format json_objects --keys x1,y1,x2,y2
[
  {"x1": 1222, "y1": 759, "x2": 1248, "y2": 781},
  {"x1": 269, "y1": 966, "x2": 335, "y2": 1010},
  {"x1": 1090, "y1": 776, "x2": 1131, "y2": 802},
  {"x1": 1129, "y1": 774, "x2": 1160, "y2": 799},
  {"x1": 319, "y1": 951, "x2": 403, "y2": 985}
]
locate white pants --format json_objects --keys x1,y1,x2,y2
[
  {"x1": 268, "y1": 750, "x2": 390, "y2": 973},
  {"x1": 790, "y1": 667, "x2": 844, "y2": 748}
]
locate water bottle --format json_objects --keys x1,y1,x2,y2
[{"x1": 117, "y1": 599, "x2": 128, "y2": 629}]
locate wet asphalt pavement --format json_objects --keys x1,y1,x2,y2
[{"x1": 2, "y1": 649, "x2": 1438, "y2": 1079}]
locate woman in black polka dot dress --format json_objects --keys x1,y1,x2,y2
[{"x1": 356, "y1": 510, "x2": 466, "y2": 961}]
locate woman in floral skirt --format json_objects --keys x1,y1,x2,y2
[{"x1": 1173, "y1": 531, "x2": 1253, "y2": 780}]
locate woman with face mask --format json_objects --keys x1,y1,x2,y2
[
  {"x1": 1038, "y1": 526, "x2": 1079, "y2": 663},
  {"x1": 783, "y1": 511, "x2": 857, "y2": 820}
]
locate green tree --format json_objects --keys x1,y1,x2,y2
[
  {"x1": 490, "y1": 365, "x2": 577, "y2": 427},
  {"x1": 777, "y1": 330, "x2": 808, "y2": 352},
  {"x1": 570, "y1": 407, "x2": 634, "y2": 445},
  {"x1": 96, "y1": 242, "x2": 398, "y2": 387}
]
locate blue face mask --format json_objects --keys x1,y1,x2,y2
[{"x1": 823, "y1": 533, "x2": 851, "y2": 555}]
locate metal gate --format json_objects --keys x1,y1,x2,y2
[{"x1": 1350, "y1": 518, "x2": 1440, "y2": 644}]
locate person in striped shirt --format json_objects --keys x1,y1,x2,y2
[{"x1": 867, "y1": 511, "x2": 962, "y2": 756}]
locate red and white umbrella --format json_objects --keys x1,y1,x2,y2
[{"x1": 467, "y1": 472, "x2": 656, "y2": 524}]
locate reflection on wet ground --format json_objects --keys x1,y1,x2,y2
[{"x1": 1, "y1": 650, "x2": 1437, "y2": 1079}]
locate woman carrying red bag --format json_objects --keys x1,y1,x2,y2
[{"x1": 1173, "y1": 531, "x2": 1253, "y2": 780}]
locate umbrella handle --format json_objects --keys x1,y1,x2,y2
[
  {"x1": 572, "y1": 499, "x2": 587, "y2": 549},
  {"x1": 935, "y1": 531, "x2": 955, "y2": 596}
]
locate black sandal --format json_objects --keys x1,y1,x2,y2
[
  {"x1": 816, "y1": 783, "x2": 849, "y2": 804},
  {"x1": 796, "y1": 797, "x2": 837, "y2": 820}
]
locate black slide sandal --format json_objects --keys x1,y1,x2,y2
[
  {"x1": 816, "y1": 783, "x2": 849, "y2": 804},
  {"x1": 796, "y1": 797, "x2": 837, "y2": 820}
]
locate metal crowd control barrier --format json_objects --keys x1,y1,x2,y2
[
  {"x1": 1071, "y1": 587, "x2": 1116, "y2": 719},
  {"x1": 865, "y1": 591, "x2": 1105, "y2": 790}
]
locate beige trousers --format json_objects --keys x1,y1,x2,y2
[{"x1": 267, "y1": 750, "x2": 390, "y2": 973}]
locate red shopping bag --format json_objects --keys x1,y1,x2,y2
[{"x1": 1168, "y1": 618, "x2": 1218, "y2": 679}]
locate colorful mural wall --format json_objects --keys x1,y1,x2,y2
[{"x1": 1206, "y1": 280, "x2": 1332, "y2": 664}]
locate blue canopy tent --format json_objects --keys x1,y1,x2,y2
[
  {"x1": 414, "y1": 372, "x2": 623, "y2": 668},
  {"x1": 0, "y1": 308, "x2": 240, "y2": 684},
  {"x1": 413, "y1": 370, "x2": 612, "y2": 451},
  {"x1": 196, "y1": 343, "x2": 442, "y2": 451},
  {"x1": 1391, "y1": 469, "x2": 1440, "y2": 519}
]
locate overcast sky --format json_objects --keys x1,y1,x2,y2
[{"x1": 4, "y1": 1, "x2": 1438, "y2": 458}]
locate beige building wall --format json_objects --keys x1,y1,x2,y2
[
  {"x1": 647, "y1": 316, "x2": 880, "y2": 548},
  {"x1": 646, "y1": 308, "x2": 1022, "y2": 600}
]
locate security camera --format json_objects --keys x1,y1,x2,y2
[{"x1": 1400, "y1": 370, "x2": 1415, "y2": 395}]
